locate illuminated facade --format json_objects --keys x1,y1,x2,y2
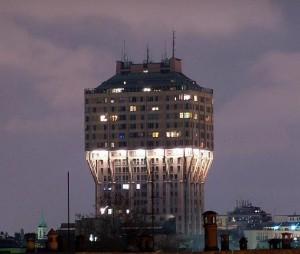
[{"x1": 84, "y1": 56, "x2": 214, "y2": 235}]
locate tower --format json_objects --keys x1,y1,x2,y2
[
  {"x1": 84, "y1": 53, "x2": 214, "y2": 236},
  {"x1": 37, "y1": 213, "x2": 48, "y2": 240}
]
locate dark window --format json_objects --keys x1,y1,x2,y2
[
  {"x1": 119, "y1": 115, "x2": 126, "y2": 120},
  {"x1": 130, "y1": 124, "x2": 136, "y2": 129},
  {"x1": 148, "y1": 123, "x2": 154, "y2": 128},
  {"x1": 130, "y1": 115, "x2": 136, "y2": 120},
  {"x1": 118, "y1": 124, "x2": 126, "y2": 130},
  {"x1": 119, "y1": 106, "x2": 126, "y2": 111}
]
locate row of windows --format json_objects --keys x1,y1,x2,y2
[
  {"x1": 86, "y1": 123, "x2": 213, "y2": 131},
  {"x1": 85, "y1": 95, "x2": 212, "y2": 105},
  {"x1": 96, "y1": 157, "x2": 202, "y2": 166},
  {"x1": 86, "y1": 123, "x2": 212, "y2": 131},
  {"x1": 86, "y1": 140, "x2": 213, "y2": 149},
  {"x1": 86, "y1": 131, "x2": 213, "y2": 139},
  {"x1": 86, "y1": 104, "x2": 212, "y2": 113}
]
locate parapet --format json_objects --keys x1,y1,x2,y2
[{"x1": 116, "y1": 57, "x2": 182, "y2": 74}]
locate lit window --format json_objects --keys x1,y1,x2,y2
[
  {"x1": 184, "y1": 94, "x2": 191, "y2": 100},
  {"x1": 111, "y1": 142, "x2": 115, "y2": 148},
  {"x1": 143, "y1": 88, "x2": 151, "y2": 92},
  {"x1": 184, "y1": 112, "x2": 192, "y2": 118},
  {"x1": 152, "y1": 106, "x2": 159, "y2": 111},
  {"x1": 193, "y1": 113, "x2": 198, "y2": 120},
  {"x1": 130, "y1": 105, "x2": 137, "y2": 112},
  {"x1": 166, "y1": 131, "x2": 181, "y2": 138},
  {"x1": 178, "y1": 94, "x2": 191, "y2": 100},
  {"x1": 194, "y1": 95, "x2": 198, "y2": 101},
  {"x1": 108, "y1": 209, "x2": 113, "y2": 215},
  {"x1": 143, "y1": 69, "x2": 149, "y2": 73},
  {"x1": 136, "y1": 183, "x2": 141, "y2": 190},
  {"x1": 122, "y1": 184, "x2": 129, "y2": 190},
  {"x1": 100, "y1": 115, "x2": 108, "y2": 122},
  {"x1": 112, "y1": 88, "x2": 124, "y2": 93},
  {"x1": 126, "y1": 209, "x2": 130, "y2": 214},
  {"x1": 110, "y1": 99, "x2": 115, "y2": 103},
  {"x1": 179, "y1": 112, "x2": 192, "y2": 119},
  {"x1": 123, "y1": 81, "x2": 127, "y2": 85},
  {"x1": 111, "y1": 115, "x2": 118, "y2": 121},
  {"x1": 152, "y1": 132, "x2": 159, "y2": 138}
]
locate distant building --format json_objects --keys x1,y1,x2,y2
[
  {"x1": 228, "y1": 200, "x2": 272, "y2": 230},
  {"x1": 84, "y1": 51, "x2": 214, "y2": 237},
  {"x1": 273, "y1": 215, "x2": 300, "y2": 224},
  {"x1": 37, "y1": 214, "x2": 48, "y2": 241},
  {"x1": 217, "y1": 201, "x2": 272, "y2": 250},
  {"x1": 244, "y1": 222, "x2": 300, "y2": 249},
  {"x1": 37, "y1": 213, "x2": 48, "y2": 248}
]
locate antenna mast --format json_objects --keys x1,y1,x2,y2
[
  {"x1": 122, "y1": 40, "x2": 127, "y2": 62},
  {"x1": 172, "y1": 30, "x2": 175, "y2": 58},
  {"x1": 146, "y1": 44, "x2": 149, "y2": 64}
]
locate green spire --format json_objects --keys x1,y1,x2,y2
[{"x1": 38, "y1": 211, "x2": 47, "y2": 228}]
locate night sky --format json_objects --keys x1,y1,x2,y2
[{"x1": 1, "y1": 1, "x2": 300, "y2": 234}]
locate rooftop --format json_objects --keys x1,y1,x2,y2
[{"x1": 85, "y1": 57, "x2": 213, "y2": 95}]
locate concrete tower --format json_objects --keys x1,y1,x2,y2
[{"x1": 84, "y1": 55, "x2": 214, "y2": 236}]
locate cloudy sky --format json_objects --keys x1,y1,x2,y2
[{"x1": 1, "y1": 0, "x2": 300, "y2": 233}]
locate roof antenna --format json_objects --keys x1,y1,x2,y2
[
  {"x1": 163, "y1": 40, "x2": 168, "y2": 60},
  {"x1": 146, "y1": 44, "x2": 150, "y2": 64},
  {"x1": 172, "y1": 30, "x2": 176, "y2": 58},
  {"x1": 122, "y1": 40, "x2": 127, "y2": 62}
]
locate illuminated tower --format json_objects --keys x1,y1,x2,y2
[{"x1": 84, "y1": 55, "x2": 214, "y2": 235}]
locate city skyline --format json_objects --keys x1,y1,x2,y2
[{"x1": 1, "y1": 1, "x2": 300, "y2": 234}]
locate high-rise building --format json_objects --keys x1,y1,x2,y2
[{"x1": 84, "y1": 54, "x2": 214, "y2": 236}]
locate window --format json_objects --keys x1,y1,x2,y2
[
  {"x1": 166, "y1": 131, "x2": 181, "y2": 138},
  {"x1": 111, "y1": 115, "x2": 118, "y2": 121},
  {"x1": 179, "y1": 112, "x2": 192, "y2": 119},
  {"x1": 152, "y1": 132, "x2": 159, "y2": 138},
  {"x1": 112, "y1": 88, "x2": 124, "y2": 93},
  {"x1": 130, "y1": 115, "x2": 136, "y2": 120},
  {"x1": 100, "y1": 115, "x2": 108, "y2": 122},
  {"x1": 179, "y1": 94, "x2": 190, "y2": 100},
  {"x1": 152, "y1": 106, "x2": 159, "y2": 111},
  {"x1": 194, "y1": 95, "x2": 198, "y2": 101},
  {"x1": 119, "y1": 115, "x2": 126, "y2": 120},
  {"x1": 122, "y1": 184, "x2": 129, "y2": 190},
  {"x1": 130, "y1": 105, "x2": 137, "y2": 112},
  {"x1": 143, "y1": 88, "x2": 151, "y2": 92}
]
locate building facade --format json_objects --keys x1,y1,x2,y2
[{"x1": 84, "y1": 56, "x2": 214, "y2": 235}]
